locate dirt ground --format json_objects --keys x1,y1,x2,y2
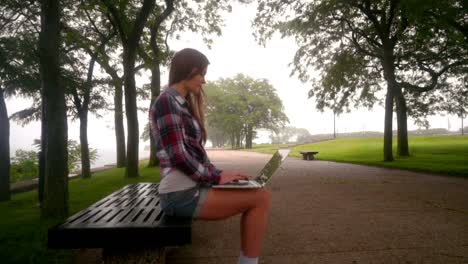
[{"x1": 75, "y1": 150, "x2": 468, "y2": 264}]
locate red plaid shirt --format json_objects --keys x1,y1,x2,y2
[{"x1": 150, "y1": 88, "x2": 222, "y2": 184}]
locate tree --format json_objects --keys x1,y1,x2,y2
[
  {"x1": 69, "y1": 1, "x2": 127, "y2": 168},
  {"x1": 39, "y1": 0, "x2": 68, "y2": 218},
  {"x1": 101, "y1": 0, "x2": 157, "y2": 178},
  {"x1": 0, "y1": 0, "x2": 42, "y2": 201},
  {"x1": 205, "y1": 74, "x2": 289, "y2": 149},
  {"x1": 0, "y1": 88, "x2": 9, "y2": 201},
  {"x1": 10, "y1": 150, "x2": 39, "y2": 183},
  {"x1": 271, "y1": 126, "x2": 312, "y2": 144},
  {"x1": 254, "y1": 0, "x2": 467, "y2": 161},
  {"x1": 62, "y1": 2, "x2": 115, "y2": 178},
  {"x1": 101, "y1": 0, "x2": 249, "y2": 171},
  {"x1": 438, "y1": 78, "x2": 467, "y2": 135},
  {"x1": 139, "y1": 0, "x2": 246, "y2": 166},
  {"x1": 66, "y1": 140, "x2": 99, "y2": 173},
  {"x1": 33, "y1": 139, "x2": 98, "y2": 173},
  {"x1": 206, "y1": 124, "x2": 227, "y2": 148},
  {"x1": 139, "y1": 0, "x2": 174, "y2": 167}
]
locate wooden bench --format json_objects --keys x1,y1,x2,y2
[
  {"x1": 300, "y1": 151, "x2": 319, "y2": 160},
  {"x1": 48, "y1": 182, "x2": 191, "y2": 263}
]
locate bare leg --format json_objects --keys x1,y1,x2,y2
[{"x1": 197, "y1": 188, "x2": 271, "y2": 257}]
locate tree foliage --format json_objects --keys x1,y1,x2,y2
[
  {"x1": 10, "y1": 140, "x2": 98, "y2": 183},
  {"x1": 254, "y1": 0, "x2": 467, "y2": 160},
  {"x1": 0, "y1": 0, "x2": 42, "y2": 201},
  {"x1": 10, "y1": 150, "x2": 38, "y2": 183},
  {"x1": 271, "y1": 126, "x2": 312, "y2": 144},
  {"x1": 204, "y1": 74, "x2": 289, "y2": 149}
]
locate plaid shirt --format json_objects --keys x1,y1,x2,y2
[{"x1": 151, "y1": 88, "x2": 222, "y2": 184}]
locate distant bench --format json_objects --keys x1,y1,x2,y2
[
  {"x1": 48, "y1": 183, "x2": 191, "y2": 263},
  {"x1": 300, "y1": 151, "x2": 319, "y2": 160}
]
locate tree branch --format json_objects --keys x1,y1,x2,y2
[
  {"x1": 128, "y1": 0, "x2": 155, "y2": 50},
  {"x1": 340, "y1": 15, "x2": 382, "y2": 58},
  {"x1": 153, "y1": 0, "x2": 174, "y2": 33},
  {"x1": 390, "y1": 5, "x2": 408, "y2": 45},
  {"x1": 427, "y1": 10, "x2": 468, "y2": 40},
  {"x1": 82, "y1": 1, "x2": 105, "y2": 39},
  {"x1": 386, "y1": 0, "x2": 397, "y2": 35},
  {"x1": 71, "y1": 86, "x2": 83, "y2": 113},
  {"x1": 101, "y1": 0, "x2": 127, "y2": 43},
  {"x1": 137, "y1": 46, "x2": 151, "y2": 66},
  {"x1": 165, "y1": 17, "x2": 177, "y2": 53},
  {"x1": 353, "y1": 0, "x2": 386, "y2": 42},
  {"x1": 134, "y1": 63, "x2": 146, "y2": 73},
  {"x1": 96, "y1": 53, "x2": 121, "y2": 82},
  {"x1": 398, "y1": 59, "x2": 467, "y2": 93},
  {"x1": 149, "y1": 0, "x2": 174, "y2": 62}
]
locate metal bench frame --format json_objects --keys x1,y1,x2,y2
[{"x1": 300, "y1": 151, "x2": 319, "y2": 160}]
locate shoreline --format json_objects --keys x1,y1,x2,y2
[{"x1": 10, "y1": 158, "x2": 150, "y2": 194}]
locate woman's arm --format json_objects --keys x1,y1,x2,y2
[{"x1": 152, "y1": 95, "x2": 221, "y2": 184}]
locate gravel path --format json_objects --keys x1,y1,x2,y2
[
  {"x1": 166, "y1": 150, "x2": 468, "y2": 264},
  {"x1": 73, "y1": 150, "x2": 468, "y2": 263}
]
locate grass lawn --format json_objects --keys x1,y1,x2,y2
[
  {"x1": 248, "y1": 136, "x2": 468, "y2": 177},
  {"x1": 0, "y1": 162, "x2": 160, "y2": 264},
  {"x1": 249, "y1": 143, "x2": 293, "y2": 154},
  {"x1": 290, "y1": 135, "x2": 468, "y2": 177}
]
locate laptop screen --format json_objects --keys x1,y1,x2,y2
[{"x1": 255, "y1": 149, "x2": 290, "y2": 185}]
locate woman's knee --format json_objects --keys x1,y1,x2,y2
[{"x1": 256, "y1": 188, "x2": 272, "y2": 209}]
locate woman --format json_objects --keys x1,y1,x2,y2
[{"x1": 151, "y1": 48, "x2": 271, "y2": 264}]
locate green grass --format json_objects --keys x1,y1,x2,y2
[
  {"x1": 247, "y1": 136, "x2": 468, "y2": 177},
  {"x1": 287, "y1": 136, "x2": 468, "y2": 177},
  {"x1": 0, "y1": 162, "x2": 160, "y2": 264},
  {"x1": 249, "y1": 143, "x2": 293, "y2": 154}
]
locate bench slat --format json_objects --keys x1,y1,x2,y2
[{"x1": 48, "y1": 183, "x2": 192, "y2": 249}]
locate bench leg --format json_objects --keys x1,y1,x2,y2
[{"x1": 103, "y1": 247, "x2": 166, "y2": 264}]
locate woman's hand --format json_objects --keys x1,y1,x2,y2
[{"x1": 219, "y1": 171, "x2": 250, "y2": 185}]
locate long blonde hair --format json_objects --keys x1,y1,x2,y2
[
  {"x1": 168, "y1": 48, "x2": 209, "y2": 143},
  {"x1": 187, "y1": 89, "x2": 207, "y2": 143}
]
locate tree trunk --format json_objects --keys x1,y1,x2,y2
[
  {"x1": 230, "y1": 133, "x2": 235, "y2": 149},
  {"x1": 383, "y1": 89, "x2": 394, "y2": 161},
  {"x1": 333, "y1": 111, "x2": 336, "y2": 139},
  {"x1": 236, "y1": 132, "x2": 241, "y2": 149},
  {"x1": 39, "y1": 100, "x2": 47, "y2": 206},
  {"x1": 119, "y1": 0, "x2": 155, "y2": 178},
  {"x1": 0, "y1": 88, "x2": 10, "y2": 201},
  {"x1": 79, "y1": 54, "x2": 96, "y2": 179},
  {"x1": 98, "y1": 60, "x2": 126, "y2": 168},
  {"x1": 245, "y1": 125, "x2": 253, "y2": 149},
  {"x1": 461, "y1": 109, "x2": 464, "y2": 136},
  {"x1": 39, "y1": 0, "x2": 68, "y2": 218},
  {"x1": 381, "y1": 43, "x2": 397, "y2": 162},
  {"x1": 79, "y1": 111, "x2": 91, "y2": 178},
  {"x1": 123, "y1": 47, "x2": 140, "y2": 178},
  {"x1": 146, "y1": 2, "x2": 174, "y2": 167},
  {"x1": 114, "y1": 80, "x2": 126, "y2": 167},
  {"x1": 147, "y1": 63, "x2": 161, "y2": 167},
  {"x1": 394, "y1": 88, "x2": 410, "y2": 156}
]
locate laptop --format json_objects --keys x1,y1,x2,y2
[{"x1": 213, "y1": 149, "x2": 290, "y2": 189}]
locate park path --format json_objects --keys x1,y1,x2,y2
[{"x1": 165, "y1": 149, "x2": 468, "y2": 264}]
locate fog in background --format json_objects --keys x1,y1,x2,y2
[{"x1": 6, "y1": 3, "x2": 465, "y2": 168}]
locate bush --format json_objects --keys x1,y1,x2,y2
[
  {"x1": 10, "y1": 150, "x2": 39, "y2": 183},
  {"x1": 10, "y1": 140, "x2": 99, "y2": 183}
]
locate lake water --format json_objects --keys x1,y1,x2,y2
[{"x1": 92, "y1": 148, "x2": 150, "y2": 168}]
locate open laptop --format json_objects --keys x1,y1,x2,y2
[{"x1": 213, "y1": 149, "x2": 290, "y2": 189}]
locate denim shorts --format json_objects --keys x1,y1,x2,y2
[{"x1": 159, "y1": 186, "x2": 210, "y2": 218}]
